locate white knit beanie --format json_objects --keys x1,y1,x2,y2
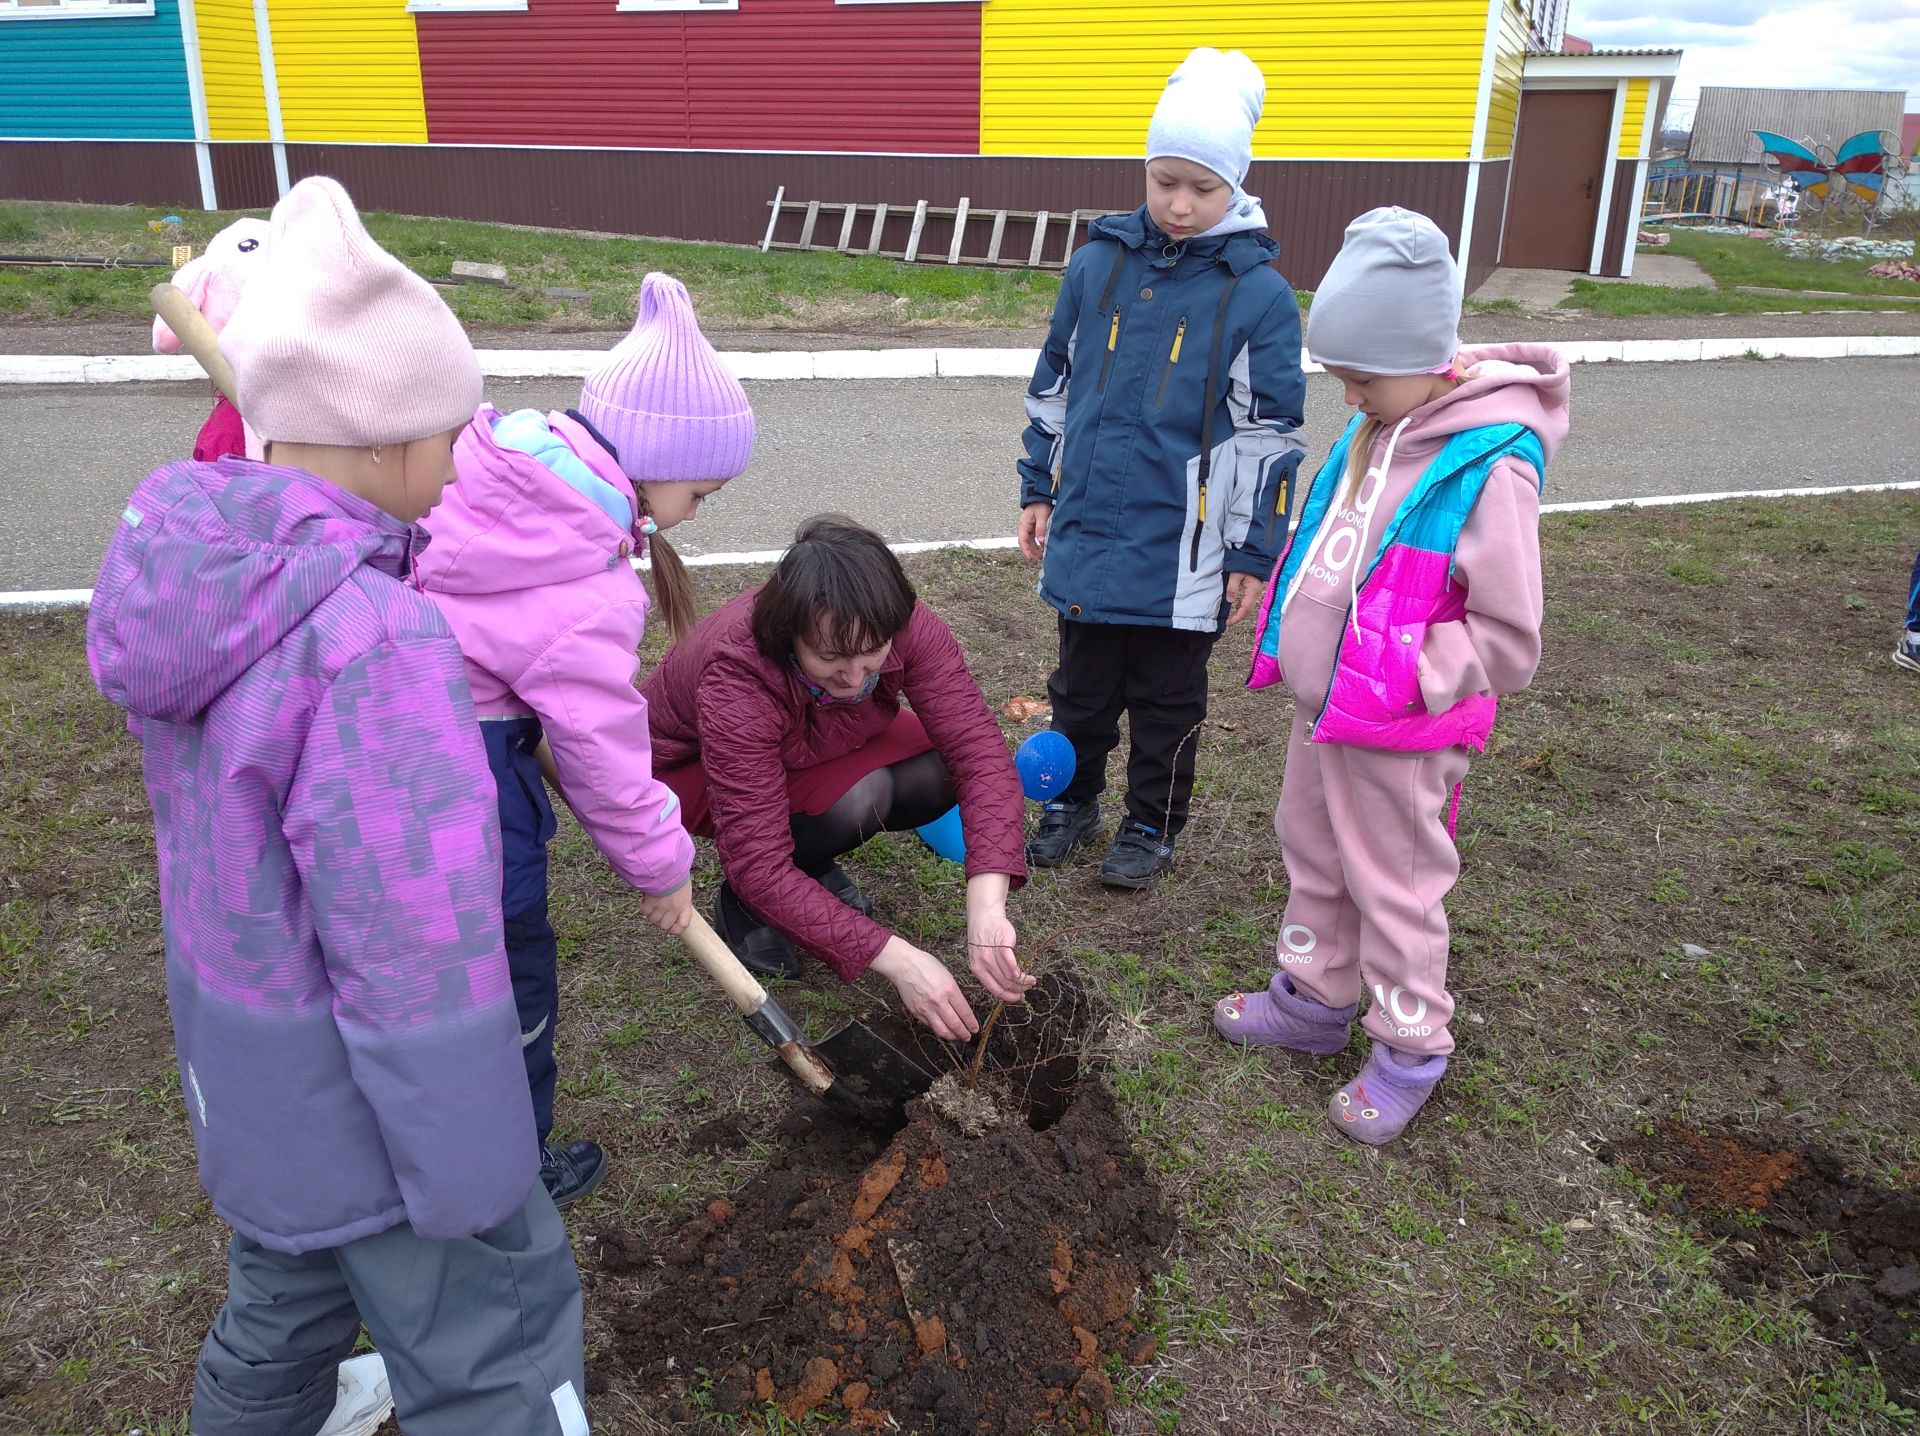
[
  {"x1": 1146, "y1": 47, "x2": 1266, "y2": 187},
  {"x1": 218, "y1": 177, "x2": 482, "y2": 447},
  {"x1": 1306, "y1": 207, "x2": 1463, "y2": 376}
]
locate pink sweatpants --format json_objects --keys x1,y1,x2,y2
[{"x1": 1273, "y1": 709, "x2": 1471, "y2": 1057}]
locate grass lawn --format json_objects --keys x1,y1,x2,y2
[
  {"x1": 1565, "y1": 228, "x2": 1920, "y2": 318},
  {"x1": 4, "y1": 492, "x2": 1920, "y2": 1433},
  {"x1": 1662, "y1": 229, "x2": 1920, "y2": 299},
  {"x1": 0, "y1": 200, "x2": 1063, "y2": 333}
]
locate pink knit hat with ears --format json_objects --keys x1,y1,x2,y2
[
  {"x1": 579, "y1": 272, "x2": 755, "y2": 483},
  {"x1": 217, "y1": 176, "x2": 481, "y2": 447}
]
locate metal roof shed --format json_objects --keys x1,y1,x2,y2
[{"x1": 1688, "y1": 87, "x2": 1906, "y2": 166}]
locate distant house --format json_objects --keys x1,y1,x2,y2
[
  {"x1": 0, "y1": 0, "x2": 1676, "y2": 290},
  {"x1": 1688, "y1": 86, "x2": 1906, "y2": 182}
]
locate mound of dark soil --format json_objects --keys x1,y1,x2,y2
[
  {"x1": 591, "y1": 974, "x2": 1174, "y2": 1434},
  {"x1": 1609, "y1": 1122, "x2": 1920, "y2": 1402}
]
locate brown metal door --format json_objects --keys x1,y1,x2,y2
[{"x1": 1503, "y1": 90, "x2": 1614, "y2": 270}]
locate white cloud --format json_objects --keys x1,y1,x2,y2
[{"x1": 1570, "y1": 0, "x2": 1919, "y2": 116}]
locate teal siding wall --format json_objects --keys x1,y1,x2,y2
[{"x1": 0, "y1": 0, "x2": 194, "y2": 139}]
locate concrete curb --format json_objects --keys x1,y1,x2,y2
[
  {"x1": 9, "y1": 480, "x2": 1917, "y2": 613},
  {"x1": 4, "y1": 335, "x2": 1919, "y2": 385}
]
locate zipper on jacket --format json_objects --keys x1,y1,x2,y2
[
  {"x1": 1262, "y1": 468, "x2": 1293, "y2": 547},
  {"x1": 1188, "y1": 478, "x2": 1207, "y2": 570},
  {"x1": 1154, "y1": 316, "x2": 1188, "y2": 408},
  {"x1": 1096, "y1": 307, "x2": 1121, "y2": 394}
]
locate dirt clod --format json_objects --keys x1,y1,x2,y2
[
  {"x1": 593, "y1": 974, "x2": 1172, "y2": 1434},
  {"x1": 1615, "y1": 1122, "x2": 1920, "y2": 1403}
]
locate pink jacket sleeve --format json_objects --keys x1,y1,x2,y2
[
  {"x1": 518, "y1": 597, "x2": 695, "y2": 896},
  {"x1": 1417, "y1": 457, "x2": 1544, "y2": 714}
]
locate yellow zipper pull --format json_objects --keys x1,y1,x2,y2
[
  {"x1": 1107, "y1": 307, "x2": 1120, "y2": 351},
  {"x1": 1169, "y1": 317, "x2": 1186, "y2": 364},
  {"x1": 1198, "y1": 484, "x2": 1207, "y2": 521}
]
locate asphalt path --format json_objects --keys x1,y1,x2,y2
[{"x1": 6, "y1": 357, "x2": 1918, "y2": 590}]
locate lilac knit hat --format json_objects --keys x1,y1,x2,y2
[
  {"x1": 579, "y1": 272, "x2": 755, "y2": 483},
  {"x1": 217, "y1": 176, "x2": 481, "y2": 447}
]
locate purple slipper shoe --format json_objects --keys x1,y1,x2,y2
[
  {"x1": 1211, "y1": 974, "x2": 1357, "y2": 1055},
  {"x1": 1327, "y1": 1043, "x2": 1447, "y2": 1145}
]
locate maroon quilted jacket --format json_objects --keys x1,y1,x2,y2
[{"x1": 644, "y1": 591, "x2": 1027, "y2": 979}]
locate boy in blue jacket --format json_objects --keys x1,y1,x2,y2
[{"x1": 1017, "y1": 46, "x2": 1307, "y2": 886}]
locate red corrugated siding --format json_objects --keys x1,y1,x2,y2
[
  {"x1": 0, "y1": 139, "x2": 201, "y2": 207},
  {"x1": 283, "y1": 144, "x2": 1465, "y2": 289},
  {"x1": 415, "y1": 0, "x2": 979, "y2": 153},
  {"x1": 1465, "y1": 159, "x2": 1508, "y2": 295}
]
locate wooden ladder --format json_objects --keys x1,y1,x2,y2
[{"x1": 759, "y1": 189, "x2": 1108, "y2": 270}]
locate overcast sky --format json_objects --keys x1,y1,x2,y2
[{"x1": 1569, "y1": 0, "x2": 1919, "y2": 123}]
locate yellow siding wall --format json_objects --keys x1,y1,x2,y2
[
  {"x1": 268, "y1": 0, "x2": 427, "y2": 143},
  {"x1": 195, "y1": 0, "x2": 268, "y2": 141},
  {"x1": 981, "y1": 0, "x2": 1491, "y2": 160},
  {"x1": 1616, "y1": 77, "x2": 1649, "y2": 158},
  {"x1": 1482, "y1": 0, "x2": 1526, "y2": 159}
]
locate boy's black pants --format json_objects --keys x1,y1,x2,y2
[{"x1": 1047, "y1": 616, "x2": 1219, "y2": 836}]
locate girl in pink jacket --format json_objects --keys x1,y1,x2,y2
[
  {"x1": 417, "y1": 273, "x2": 754, "y2": 1206},
  {"x1": 1213, "y1": 208, "x2": 1569, "y2": 1144}
]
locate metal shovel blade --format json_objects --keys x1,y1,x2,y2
[{"x1": 810, "y1": 1019, "x2": 940, "y2": 1131}]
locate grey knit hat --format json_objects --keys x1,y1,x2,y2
[{"x1": 1306, "y1": 207, "x2": 1461, "y2": 376}]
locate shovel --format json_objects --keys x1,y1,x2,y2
[{"x1": 680, "y1": 911, "x2": 939, "y2": 1131}]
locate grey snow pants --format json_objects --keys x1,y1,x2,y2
[{"x1": 190, "y1": 1184, "x2": 586, "y2": 1436}]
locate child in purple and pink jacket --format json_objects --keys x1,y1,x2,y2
[
  {"x1": 1213, "y1": 207, "x2": 1570, "y2": 1145},
  {"x1": 416, "y1": 271, "x2": 754, "y2": 1208},
  {"x1": 88, "y1": 177, "x2": 586, "y2": 1436}
]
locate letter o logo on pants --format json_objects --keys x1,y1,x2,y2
[
  {"x1": 1280, "y1": 924, "x2": 1317, "y2": 956},
  {"x1": 1374, "y1": 983, "x2": 1429, "y2": 1026}
]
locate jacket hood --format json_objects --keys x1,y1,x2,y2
[
  {"x1": 418, "y1": 406, "x2": 644, "y2": 598},
  {"x1": 1396, "y1": 342, "x2": 1571, "y2": 463},
  {"x1": 88, "y1": 459, "x2": 417, "y2": 724},
  {"x1": 1091, "y1": 206, "x2": 1280, "y2": 276}
]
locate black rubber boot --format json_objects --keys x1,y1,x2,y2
[
  {"x1": 714, "y1": 881, "x2": 803, "y2": 979},
  {"x1": 540, "y1": 1139, "x2": 608, "y2": 1208},
  {"x1": 817, "y1": 863, "x2": 876, "y2": 917},
  {"x1": 1098, "y1": 819, "x2": 1175, "y2": 889},
  {"x1": 1025, "y1": 797, "x2": 1102, "y2": 868}
]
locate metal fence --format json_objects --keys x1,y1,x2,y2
[{"x1": 1643, "y1": 170, "x2": 1778, "y2": 227}]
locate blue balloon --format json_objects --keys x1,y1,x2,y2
[
  {"x1": 916, "y1": 804, "x2": 967, "y2": 863},
  {"x1": 1015, "y1": 729, "x2": 1077, "y2": 801}
]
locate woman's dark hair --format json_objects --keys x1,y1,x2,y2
[{"x1": 752, "y1": 515, "x2": 916, "y2": 661}]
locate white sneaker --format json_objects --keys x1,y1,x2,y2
[{"x1": 316, "y1": 1352, "x2": 394, "y2": 1436}]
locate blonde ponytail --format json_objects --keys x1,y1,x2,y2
[
  {"x1": 1339, "y1": 416, "x2": 1385, "y2": 508},
  {"x1": 643, "y1": 530, "x2": 698, "y2": 643}
]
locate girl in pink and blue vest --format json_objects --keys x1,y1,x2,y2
[{"x1": 1213, "y1": 208, "x2": 1569, "y2": 1145}]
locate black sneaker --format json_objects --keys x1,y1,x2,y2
[
  {"x1": 818, "y1": 863, "x2": 875, "y2": 917},
  {"x1": 1026, "y1": 797, "x2": 1102, "y2": 868},
  {"x1": 540, "y1": 1139, "x2": 608, "y2": 1208},
  {"x1": 714, "y1": 882, "x2": 803, "y2": 980},
  {"x1": 1099, "y1": 820, "x2": 1175, "y2": 889}
]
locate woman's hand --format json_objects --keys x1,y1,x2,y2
[
  {"x1": 637, "y1": 880, "x2": 694, "y2": 936},
  {"x1": 965, "y1": 873, "x2": 1035, "y2": 1004},
  {"x1": 1018, "y1": 503, "x2": 1053, "y2": 564},
  {"x1": 869, "y1": 938, "x2": 979, "y2": 1042}
]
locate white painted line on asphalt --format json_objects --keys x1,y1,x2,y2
[
  {"x1": 0, "y1": 588, "x2": 94, "y2": 610},
  {"x1": 10, "y1": 483, "x2": 1915, "y2": 613},
  {"x1": 4, "y1": 335, "x2": 1919, "y2": 384},
  {"x1": 1540, "y1": 478, "x2": 1920, "y2": 513}
]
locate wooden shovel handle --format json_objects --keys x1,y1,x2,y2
[
  {"x1": 679, "y1": 911, "x2": 833, "y2": 1096},
  {"x1": 151, "y1": 282, "x2": 241, "y2": 404}
]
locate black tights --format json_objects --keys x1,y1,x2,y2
[{"x1": 789, "y1": 750, "x2": 957, "y2": 876}]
